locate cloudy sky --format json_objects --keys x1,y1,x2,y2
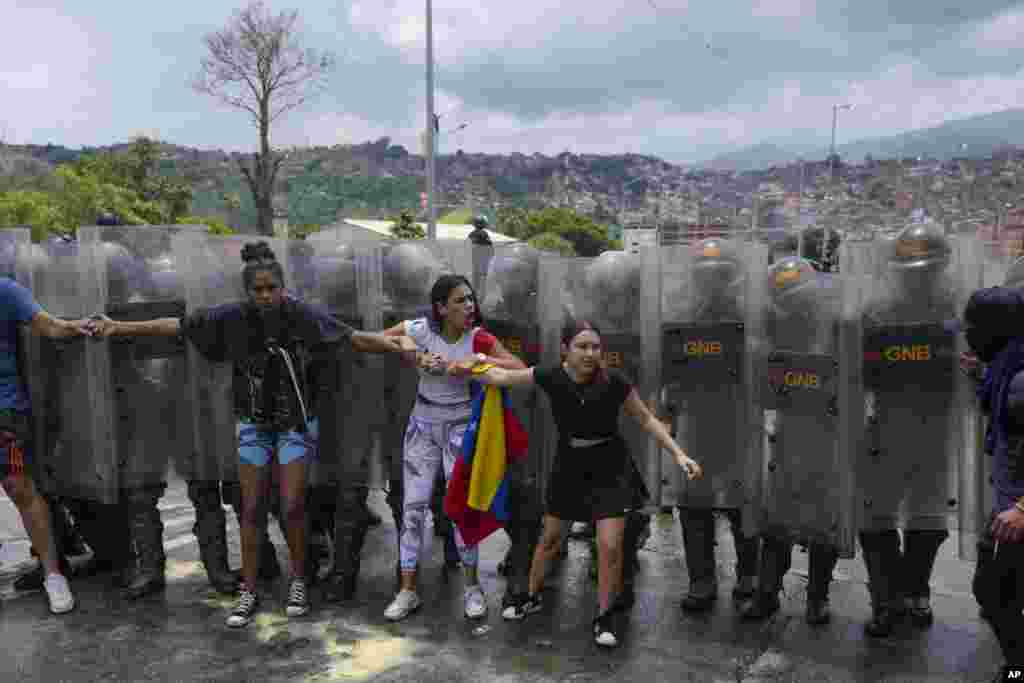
[{"x1": 4, "y1": 0, "x2": 1024, "y2": 163}]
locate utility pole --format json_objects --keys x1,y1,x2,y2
[{"x1": 426, "y1": 0, "x2": 437, "y2": 240}]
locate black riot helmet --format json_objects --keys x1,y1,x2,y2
[
  {"x1": 468, "y1": 215, "x2": 493, "y2": 246},
  {"x1": 96, "y1": 211, "x2": 121, "y2": 227},
  {"x1": 768, "y1": 255, "x2": 820, "y2": 316},
  {"x1": 887, "y1": 223, "x2": 951, "y2": 293},
  {"x1": 691, "y1": 237, "x2": 742, "y2": 296}
]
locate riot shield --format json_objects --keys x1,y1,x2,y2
[
  {"x1": 659, "y1": 238, "x2": 764, "y2": 514},
  {"x1": 536, "y1": 248, "x2": 662, "y2": 510},
  {"x1": 77, "y1": 225, "x2": 209, "y2": 497},
  {"x1": 479, "y1": 242, "x2": 545, "y2": 510},
  {"x1": 171, "y1": 232, "x2": 289, "y2": 486},
  {"x1": 850, "y1": 227, "x2": 971, "y2": 553},
  {"x1": 372, "y1": 239, "x2": 476, "y2": 494},
  {"x1": 748, "y1": 254, "x2": 860, "y2": 557},
  {"x1": 301, "y1": 231, "x2": 375, "y2": 490},
  {"x1": 956, "y1": 231, "x2": 1000, "y2": 560}
]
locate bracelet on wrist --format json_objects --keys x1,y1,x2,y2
[{"x1": 1016, "y1": 499, "x2": 1024, "y2": 514}]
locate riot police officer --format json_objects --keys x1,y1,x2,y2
[
  {"x1": 858, "y1": 225, "x2": 960, "y2": 637},
  {"x1": 665, "y1": 238, "x2": 760, "y2": 611},
  {"x1": 741, "y1": 256, "x2": 842, "y2": 625}
]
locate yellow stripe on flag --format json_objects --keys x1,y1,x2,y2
[{"x1": 467, "y1": 385, "x2": 507, "y2": 511}]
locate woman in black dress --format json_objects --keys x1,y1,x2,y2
[{"x1": 451, "y1": 318, "x2": 702, "y2": 647}]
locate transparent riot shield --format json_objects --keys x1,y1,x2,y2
[
  {"x1": 748, "y1": 254, "x2": 861, "y2": 557},
  {"x1": 171, "y1": 232, "x2": 289, "y2": 487},
  {"x1": 300, "y1": 231, "x2": 376, "y2": 491},
  {"x1": 957, "y1": 231, "x2": 999, "y2": 560},
  {"x1": 76, "y1": 225, "x2": 208, "y2": 498},
  {"x1": 372, "y1": 239, "x2": 476, "y2": 498},
  {"x1": 536, "y1": 248, "x2": 662, "y2": 510},
  {"x1": 659, "y1": 238, "x2": 763, "y2": 514},
  {"x1": 479, "y1": 243, "x2": 545, "y2": 515},
  {"x1": 850, "y1": 227, "x2": 969, "y2": 555}
]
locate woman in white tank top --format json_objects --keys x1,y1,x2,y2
[{"x1": 380, "y1": 274, "x2": 525, "y2": 622}]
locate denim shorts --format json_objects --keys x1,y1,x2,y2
[{"x1": 236, "y1": 418, "x2": 319, "y2": 467}]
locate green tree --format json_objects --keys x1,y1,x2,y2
[
  {"x1": 439, "y1": 207, "x2": 473, "y2": 224},
  {"x1": 0, "y1": 191, "x2": 61, "y2": 242},
  {"x1": 176, "y1": 214, "x2": 236, "y2": 235},
  {"x1": 528, "y1": 232, "x2": 574, "y2": 256},
  {"x1": 389, "y1": 210, "x2": 424, "y2": 240}
]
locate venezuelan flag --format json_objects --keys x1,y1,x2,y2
[{"x1": 444, "y1": 364, "x2": 529, "y2": 547}]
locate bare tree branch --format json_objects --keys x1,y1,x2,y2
[{"x1": 193, "y1": 1, "x2": 334, "y2": 234}]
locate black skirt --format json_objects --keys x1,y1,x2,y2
[{"x1": 545, "y1": 435, "x2": 649, "y2": 522}]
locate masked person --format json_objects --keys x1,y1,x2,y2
[
  {"x1": 1, "y1": 275, "x2": 94, "y2": 613},
  {"x1": 91, "y1": 241, "x2": 416, "y2": 627},
  {"x1": 963, "y1": 285, "x2": 1024, "y2": 674},
  {"x1": 379, "y1": 274, "x2": 525, "y2": 622},
  {"x1": 461, "y1": 319, "x2": 703, "y2": 647}
]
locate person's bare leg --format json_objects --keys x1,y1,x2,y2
[
  {"x1": 528, "y1": 515, "x2": 565, "y2": 596},
  {"x1": 595, "y1": 517, "x2": 626, "y2": 613},
  {"x1": 238, "y1": 464, "x2": 270, "y2": 590},
  {"x1": 278, "y1": 459, "x2": 308, "y2": 578},
  {"x1": 3, "y1": 475, "x2": 60, "y2": 574}
]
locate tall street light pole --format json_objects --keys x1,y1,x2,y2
[
  {"x1": 827, "y1": 103, "x2": 853, "y2": 270},
  {"x1": 426, "y1": 0, "x2": 437, "y2": 240}
]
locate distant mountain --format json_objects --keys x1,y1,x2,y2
[
  {"x1": 704, "y1": 143, "x2": 803, "y2": 172},
  {"x1": 700, "y1": 108, "x2": 1024, "y2": 171},
  {"x1": 835, "y1": 108, "x2": 1024, "y2": 162}
]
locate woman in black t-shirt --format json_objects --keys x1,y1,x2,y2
[{"x1": 450, "y1": 319, "x2": 702, "y2": 647}]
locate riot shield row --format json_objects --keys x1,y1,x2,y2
[{"x1": 0, "y1": 221, "x2": 1005, "y2": 565}]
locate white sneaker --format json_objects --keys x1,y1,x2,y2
[
  {"x1": 44, "y1": 573, "x2": 75, "y2": 615},
  {"x1": 464, "y1": 585, "x2": 487, "y2": 619},
  {"x1": 384, "y1": 589, "x2": 421, "y2": 621}
]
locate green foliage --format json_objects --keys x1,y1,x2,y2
[
  {"x1": 528, "y1": 232, "x2": 574, "y2": 256},
  {"x1": 439, "y1": 207, "x2": 473, "y2": 224},
  {"x1": 495, "y1": 206, "x2": 530, "y2": 239},
  {"x1": 290, "y1": 224, "x2": 322, "y2": 240},
  {"x1": 0, "y1": 191, "x2": 61, "y2": 242},
  {"x1": 175, "y1": 214, "x2": 235, "y2": 235},
  {"x1": 283, "y1": 174, "x2": 422, "y2": 226},
  {"x1": 495, "y1": 206, "x2": 614, "y2": 256},
  {"x1": 389, "y1": 210, "x2": 425, "y2": 240}
]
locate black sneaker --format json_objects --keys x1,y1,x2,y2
[
  {"x1": 593, "y1": 611, "x2": 619, "y2": 648},
  {"x1": 286, "y1": 578, "x2": 310, "y2": 617},
  {"x1": 226, "y1": 589, "x2": 259, "y2": 628},
  {"x1": 501, "y1": 592, "x2": 543, "y2": 621}
]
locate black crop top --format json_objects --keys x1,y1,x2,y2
[{"x1": 533, "y1": 365, "x2": 633, "y2": 441}]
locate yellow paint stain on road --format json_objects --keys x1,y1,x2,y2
[
  {"x1": 165, "y1": 559, "x2": 203, "y2": 580},
  {"x1": 306, "y1": 621, "x2": 425, "y2": 681}
]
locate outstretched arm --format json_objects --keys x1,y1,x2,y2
[
  {"x1": 350, "y1": 331, "x2": 417, "y2": 354},
  {"x1": 91, "y1": 315, "x2": 181, "y2": 338},
  {"x1": 622, "y1": 388, "x2": 702, "y2": 480},
  {"x1": 448, "y1": 355, "x2": 536, "y2": 388},
  {"x1": 29, "y1": 311, "x2": 94, "y2": 340},
  {"x1": 475, "y1": 338, "x2": 527, "y2": 371}
]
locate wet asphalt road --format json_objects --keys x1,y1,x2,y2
[{"x1": 0, "y1": 479, "x2": 1005, "y2": 682}]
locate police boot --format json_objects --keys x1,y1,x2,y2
[
  {"x1": 730, "y1": 511, "x2": 760, "y2": 601},
  {"x1": 66, "y1": 500, "x2": 133, "y2": 587},
  {"x1": 902, "y1": 529, "x2": 948, "y2": 629},
  {"x1": 442, "y1": 521, "x2": 461, "y2": 571},
  {"x1": 188, "y1": 483, "x2": 238, "y2": 595},
  {"x1": 678, "y1": 507, "x2": 718, "y2": 612},
  {"x1": 58, "y1": 501, "x2": 89, "y2": 558},
  {"x1": 123, "y1": 496, "x2": 166, "y2": 600},
  {"x1": 805, "y1": 542, "x2": 838, "y2": 626},
  {"x1": 740, "y1": 536, "x2": 789, "y2": 621},
  {"x1": 324, "y1": 488, "x2": 370, "y2": 603},
  {"x1": 859, "y1": 530, "x2": 902, "y2": 637}
]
